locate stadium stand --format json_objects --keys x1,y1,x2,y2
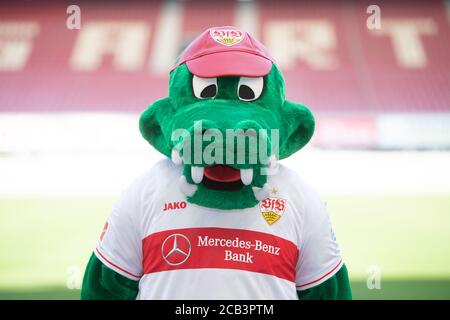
[{"x1": 0, "y1": 0, "x2": 449, "y2": 149}]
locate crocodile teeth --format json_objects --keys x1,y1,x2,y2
[
  {"x1": 191, "y1": 166, "x2": 204, "y2": 184},
  {"x1": 240, "y1": 168, "x2": 253, "y2": 185},
  {"x1": 179, "y1": 176, "x2": 197, "y2": 197},
  {"x1": 269, "y1": 154, "x2": 277, "y2": 168},
  {"x1": 266, "y1": 154, "x2": 279, "y2": 175},
  {"x1": 252, "y1": 184, "x2": 270, "y2": 201},
  {"x1": 171, "y1": 149, "x2": 182, "y2": 165}
]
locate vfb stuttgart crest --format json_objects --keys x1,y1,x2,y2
[
  {"x1": 210, "y1": 28, "x2": 245, "y2": 46},
  {"x1": 260, "y1": 197, "x2": 286, "y2": 225}
]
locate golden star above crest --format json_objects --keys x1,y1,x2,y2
[{"x1": 271, "y1": 187, "x2": 278, "y2": 195}]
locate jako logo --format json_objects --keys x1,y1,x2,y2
[{"x1": 163, "y1": 201, "x2": 187, "y2": 211}]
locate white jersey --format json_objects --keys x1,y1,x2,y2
[{"x1": 95, "y1": 159, "x2": 343, "y2": 300}]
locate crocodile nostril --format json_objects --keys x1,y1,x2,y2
[
  {"x1": 196, "y1": 129, "x2": 216, "y2": 136},
  {"x1": 235, "y1": 120, "x2": 262, "y2": 137},
  {"x1": 190, "y1": 120, "x2": 220, "y2": 136},
  {"x1": 236, "y1": 129, "x2": 257, "y2": 137},
  {"x1": 194, "y1": 129, "x2": 208, "y2": 135}
]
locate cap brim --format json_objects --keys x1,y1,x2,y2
[{"x1": 186, "y1": 51, "x2": 273, "y2": 77}]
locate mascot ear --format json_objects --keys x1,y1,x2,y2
[
  {"x1": 139, "y1": 98, "x2": 173, "y2": 158},
  {"x1": 278, "y1": 101, "x2": 315, "y2": 159}
]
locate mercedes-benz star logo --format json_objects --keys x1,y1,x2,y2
[{"x1": 161, "y1": 233, "x2": 191, "y2": 266}]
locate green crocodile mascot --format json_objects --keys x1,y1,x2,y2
[{"x1": 81, "y1": 26, "x2": 352, "y2": 300}]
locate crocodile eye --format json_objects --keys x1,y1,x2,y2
[
  {"x1": 237, "y1": 77, "x2": 263, "y2": 101},
  {"x1": 192, "y1": 75, "x2": 217, "y2": 99}
]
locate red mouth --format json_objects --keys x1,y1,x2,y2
[{"x1": 204, "y1": 165, "x2": 241, "y2": 183}]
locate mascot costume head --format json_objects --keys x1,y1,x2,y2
[{"x1": 139, "y1": 26, "x2": 315, "y2": 210}]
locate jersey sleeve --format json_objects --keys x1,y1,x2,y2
[
  {"x1": 94, "y1": 181, "x2": 143, "y2": 281},
  {"x1": 295, "y1": 184, "x2": 343, "y2": 291}
]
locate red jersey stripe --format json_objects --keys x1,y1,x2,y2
[
  {"x1": 296, "y1": 259, "x2": 343, "y2": 288},
  {"x1": 142, "y1": 227, "x2": 299, "y2": 283},
  {"x1": 95, "y1": 247, "x2": 141, "y2": 279}
]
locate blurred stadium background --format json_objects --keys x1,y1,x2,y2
[{"x1": 1, "y1": 0, "x2": 450, "y2": 299}]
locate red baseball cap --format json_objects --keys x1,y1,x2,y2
[{"x1": 172, "y1": 26, "x2": 274, "y2": 77}]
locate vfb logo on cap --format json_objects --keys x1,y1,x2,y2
[
  {"x1": 210, "y1": 28, "x2": 245, "y2": 46},
  {"x1": 161, "y1": 233, "x2": 191, "y2": 266}
]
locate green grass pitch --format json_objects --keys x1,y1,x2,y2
[{"x1": 0, "y1": 195, "x2": 449, "y2": 299}]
